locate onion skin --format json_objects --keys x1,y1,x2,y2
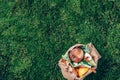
[{"x1": 69, "y1": 48, "x2": 84, "y2": 63}]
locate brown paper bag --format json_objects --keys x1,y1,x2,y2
[{"x1": 58, "y1": 43, "x2": 101, "y2": 80}]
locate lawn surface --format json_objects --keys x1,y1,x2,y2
[{"x1": 0, "y1": 0, "x2": 120, "y2": 80}]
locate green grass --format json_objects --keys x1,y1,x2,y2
[{"x1": 0, "y1": 0, "x2": 120, "y2": 80}]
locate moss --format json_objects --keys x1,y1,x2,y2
[{"x1": 0, "y1": 0, "x2": 120, "y2": 80}]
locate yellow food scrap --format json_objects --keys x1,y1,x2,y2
[{"x1": 78, "y1": 67, "x2": 89, "y2": 77}]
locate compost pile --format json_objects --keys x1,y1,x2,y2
[{"x1": 58, "y1": 43, "x2": 101, "y2": 80}]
